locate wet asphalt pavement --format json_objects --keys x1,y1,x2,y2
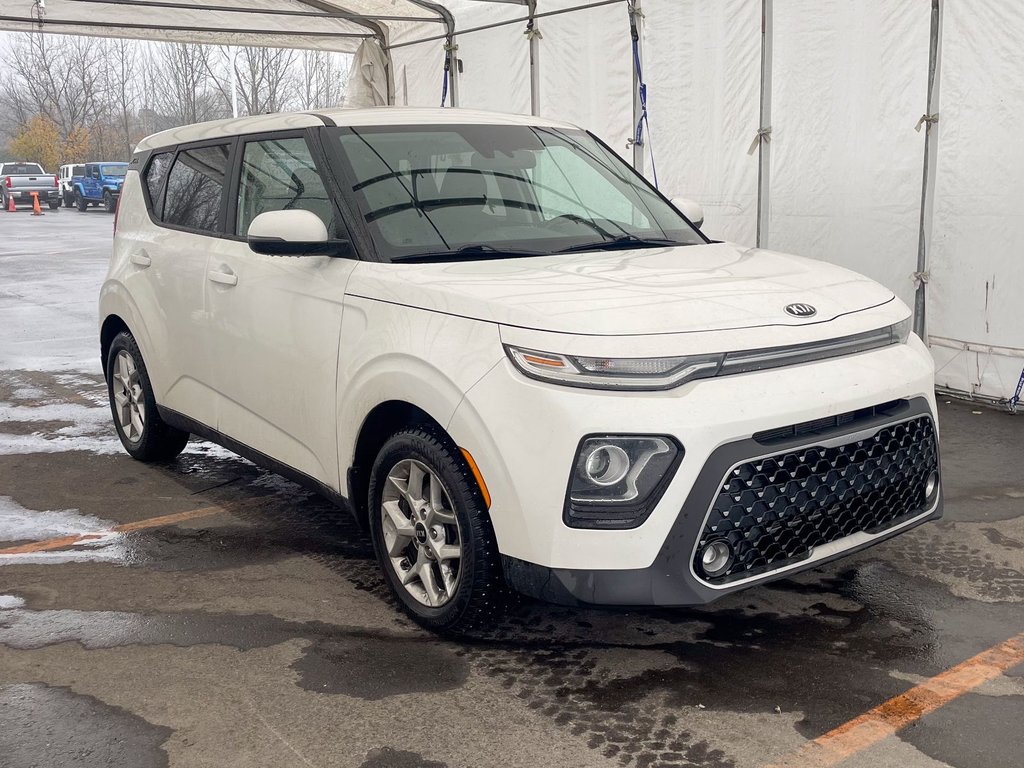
[{"x1": 1, "y1": 209, "x2": 1022, "y2": 768}]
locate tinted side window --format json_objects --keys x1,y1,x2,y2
[
  {"x1": 143, "y1": 152, "x2": 174, "y2": 215},
  {"x1": 236, "y1": 137, "x2": 334, "y2": 236},
  {"x1": 163, "y1": 144, "x2": 231, "y2": 233}
]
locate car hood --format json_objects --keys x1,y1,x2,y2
[{"x1": 346, "y1": 242, "x2": 896, "y2": 336}]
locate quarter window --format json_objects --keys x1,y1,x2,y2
[
  {"x1": 236, "y1": 136, "x2": 333, "y2": 236},
  {"x1": 143, "y1": 152, "x2": 173, "y2": 213},
  {"x1": 163, "y1": 144, "x2": 231, "y2": 233}
]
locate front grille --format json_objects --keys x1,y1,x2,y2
[{"x1": 693, "y1": 416, "x2": 938, "y2": 584}]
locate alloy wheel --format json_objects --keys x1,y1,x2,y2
[
  {"x1": 112, "y1": 349, "x2": 146, "y2": 442},
  {"x1": 380, "y1": 459, "x2": 462, "y2": 608}
]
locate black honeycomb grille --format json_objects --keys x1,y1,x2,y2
[{"x1": 694, "y1": 416, "x2": 938, "y2": 584}]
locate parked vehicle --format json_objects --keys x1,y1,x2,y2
[
  {"x1": 73, "y1": 162, "x2": 128, "y2": 212},
  {"x1": 1, "y1": 161, "x2": 60, "y2": 210},
  {"x1": 59, "y1": 163, "x2": 86, "y2": 208},
  {"x1": 100, "y1": 109, "x2": 942, "y2": 632}
]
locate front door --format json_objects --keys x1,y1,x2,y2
[{"x1": 205, "y1": 132, "x2": 357, "y2": 491}]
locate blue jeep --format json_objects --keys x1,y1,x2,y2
[{"x1": 73, "y1": 162, "x2": 128, "y2": 213}]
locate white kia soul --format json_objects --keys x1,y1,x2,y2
[{"x1": 101, "y1": 108, "x2": 941, "y2": 631}]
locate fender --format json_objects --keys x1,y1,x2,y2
[{"x1": 99, "y1": 280, "x2": 157, "y2": 384}]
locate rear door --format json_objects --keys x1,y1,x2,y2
[
  {"x1": 127, "y1": 141, "x2": 234, "y2": 428},
  {"x1": 204, "y1": 130, "x2": 356, "y2": 490}
]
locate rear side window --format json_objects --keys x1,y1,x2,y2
[
  {"x1": 235, "y1": 137, "x2": 334, "y2": 236},
  {"x1": 163, "y1": 144, "x2": 231, "y2": 233},
  {"x1": 143, "y1": 152, "x2": 173, "y2": 212},
  {"x1": 2, "y1": 163, "x2": 44, "y2": 175},
  {"x1": 73, "y1": 165, "x2": 85, "y2": 177}
]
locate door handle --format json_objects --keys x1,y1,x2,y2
[
  {"x1": 208, "y1": 268, "x2": 238, "y2": 286},
  {"x1": 130, "y1": 252, "x2": 151, "y2": 268}
]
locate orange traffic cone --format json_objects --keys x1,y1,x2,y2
[
  {"x1": 30, "y1": 192, "x2": 43, "y2": 216},
  {"x1": 6, "y1": 193, "x2": 15, "y2": 213}
]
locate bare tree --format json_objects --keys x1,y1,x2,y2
[{"x1": 299, "y1": 50, "x2": 348, "y2": 110}]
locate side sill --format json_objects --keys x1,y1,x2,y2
[{"x1": 158, "y1": 405, "x2": 357, "y2": 522}]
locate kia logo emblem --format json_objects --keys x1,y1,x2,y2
[{"x1": 785, "y1": 303, "x2": 817, "y2": 318}]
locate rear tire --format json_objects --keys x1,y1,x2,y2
[
  {"x1": 103, "y1": 191, "x2": 115, "y2": 213},
  {"x1": 368, "y1": 428, "x2": 506, "y2": 634},
  {"x1": 76, "y1": 192, "x2": 87, "y2": 212},
  {"x1": 106, "y1": 331, "x2": 190, "y2": 462},
  {"x1": 63, "y1": 190, "x2": 73, "y2": 207}
]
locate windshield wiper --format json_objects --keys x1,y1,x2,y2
[
  {"x1": 392, "y1": 244, "x2": 548, "y2": 263},
  {"x1": 555, "y1": 235, "x2": 687, "y2": 254}
]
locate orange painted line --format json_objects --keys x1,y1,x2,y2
[
  {"x1": 0, "y1": 503, "x2": 241, "y2": 556},
  {"x1": 766, "y1": 632, "x2": 1024, "y2": 768}
]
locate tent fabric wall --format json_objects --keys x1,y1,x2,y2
[
  {"x1": 536, "y1": 2, "x2": 632, "y2": 162},
  {"x1": 439, "y1": 1, "x2": 530, "y2": 114},
  {"x1": 644, "y1": 0, "x2": 760, "y2": 244},
  {"x1": 928, "y1": 1, "x2": 1024, "y2": 402},
  {"x1": 768, "y1": 0, "x2": 930, "y2": 311}
]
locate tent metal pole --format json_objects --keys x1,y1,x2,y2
[
  {"x1": 629, "y1": 0, "x2": 644, "y2": 174},
  {"x1": 409, "y1": 0, "x2": 460, "y2": 106},
  {"x1": 914, "y1": 0, "x2": 943, "y2": 340},
  {"x1": 528, "y1": 0, "x2": 541, "y2": 116},
  {"x1": 230, "y1": 45, "x2": 238, "y2": 118},
  {"x1": 756, "y1": 0, "x2": 773, "y2": 249}
]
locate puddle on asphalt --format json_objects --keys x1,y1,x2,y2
[
  {"x1": 293, "y1": 635, "x2": 468, "y2": 699},
  {"x1": 0, "y1": 682, "x2": 172, "y2": 768},
  {"x1": 0, "y1": 599, "x2": 467, "y2": 701},
  {"x1": 360, "y1": 747, "x2": 448, "y2": 768}
]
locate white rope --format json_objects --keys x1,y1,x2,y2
[
  {"x1": 915, "y1": 113, "x2": 939, "y2": 132},
  {"x1": 747, "y1": 126, "x2": 771, "y2": 155}
]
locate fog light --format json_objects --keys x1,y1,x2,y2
[
  {"x1": 700, "y1": 540, "x2": 733, "y2": 577},
  {"x1": 582, "y1": 443, "x2": 631, "y2": 486},
  {"x1": 925, "y1": 471, "x2": 939, "y2": 501}
]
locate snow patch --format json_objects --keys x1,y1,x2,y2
[{"x1": 0, "y1": 595, "x2": 25, "y2": 609}]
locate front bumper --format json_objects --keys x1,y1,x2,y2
[
  {"x1": 448, "y1": 334, "x2": 941, "y2": 606},
  {"x1": 501, "y1": 397, "x2": 941, "y2": 606}
]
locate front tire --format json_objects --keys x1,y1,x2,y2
[
  {"x1": 368, "y1": 428, "x2": 505, "y2": 633},
  {"x1": 103, "y1": 190, "x2": 115, "y2": 213},
  {"x1": 106, "y1": 331, "x2": 190, "y2": 462}
]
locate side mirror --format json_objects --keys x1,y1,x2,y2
[
  {"x1": 671, "y1": 197, "x2": 705, "y2": 229},
  {"x1": 247, "y1": 209, "x2": 348, "y2": 257}
]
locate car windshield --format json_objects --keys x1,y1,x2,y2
[
  {"x1": 2, "y1": 163, "x2": 44, "y2": 175},
  {"x1": 326, "y1": 124, "x2": 705, "y2": 262},
  {"x1": 101, "y1": 165, "x2": 128, "y2": 177}
]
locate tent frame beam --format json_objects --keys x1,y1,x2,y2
[{"x1": 63, "y1": 0, "x2": 445, "y2": 23}]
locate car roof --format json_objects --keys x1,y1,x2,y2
[{"x1": 134, "y1": 107, "x2": 582, "y2": 153}]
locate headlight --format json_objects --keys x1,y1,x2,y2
[
  {"x1": 565, "y1": 435, "x2": 682, "y2": 529},
  {"x1": 505, "y1": 346, "x2": 723, "y2": 391},
  {"x1": 504, "y1": 318, "x2": 912, "y2": 391}
]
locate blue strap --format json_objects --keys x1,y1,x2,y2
[
  {"x1": 630, "y1": 9, "x2": 658, "y2": 188},
  {"x1": 1011, "y1": 366, "x2": 1024, "y2": 409},
  {"x1": 440, "y1": 65, "x2": 449, "y2": 108}
]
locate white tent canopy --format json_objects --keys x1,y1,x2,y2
[{"x1": 2, "y1": 0, "x2": 1022, "y2": 408}]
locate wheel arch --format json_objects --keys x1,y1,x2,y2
[
  {"x1": 100, "y1": 314, "x2": 131, "y2": 374},
  {"x1": 346, "y1": 399, "x2": 449, "y2": 529}
]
